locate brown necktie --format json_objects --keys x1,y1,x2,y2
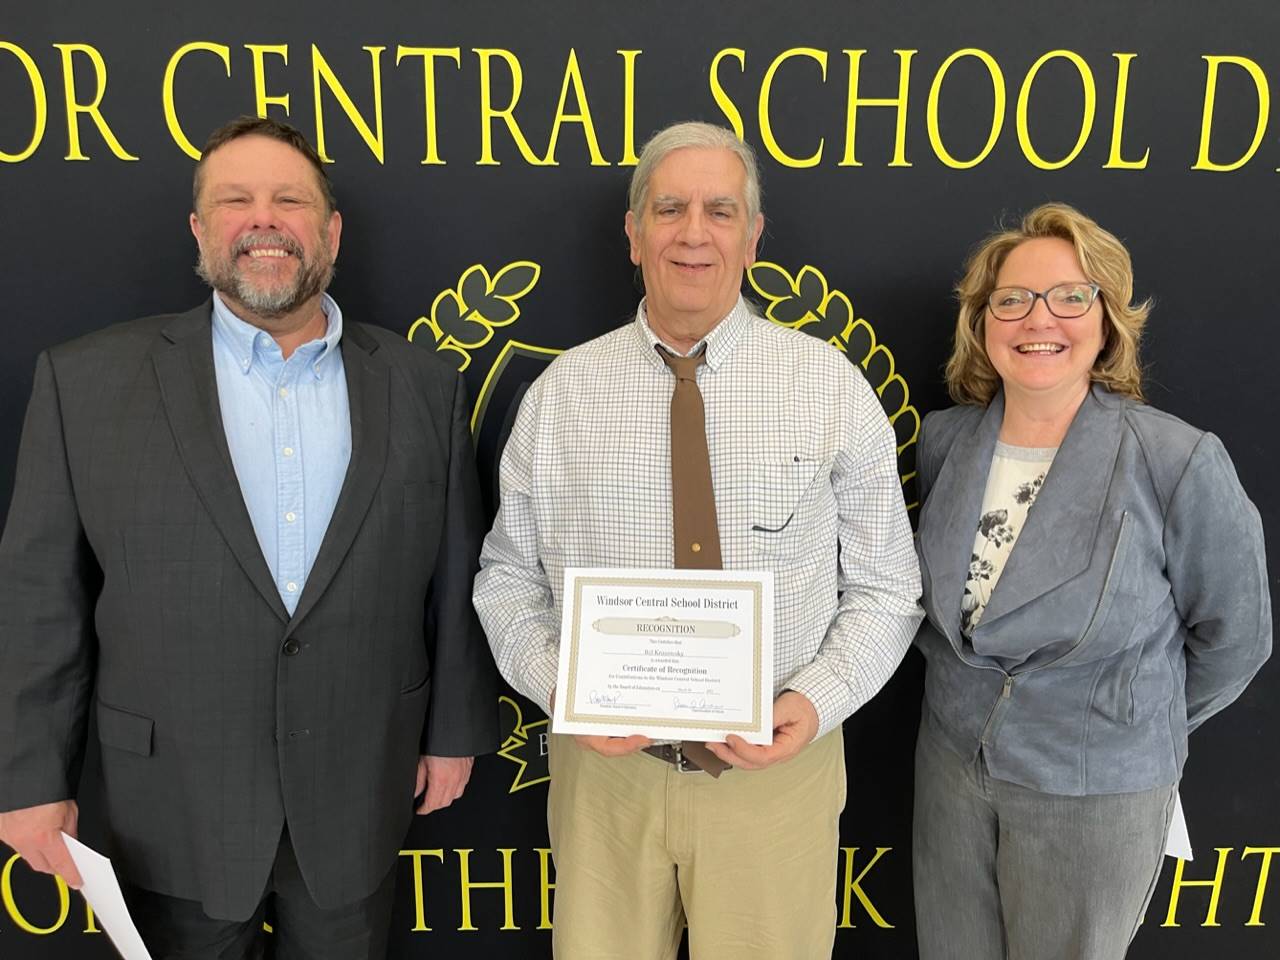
[
  {"x1": 659, "y1": 348, "x2": 722, "y2": 569},
  {"x1": 656, "y1": 346, "x2": 731, "y2": 777}
]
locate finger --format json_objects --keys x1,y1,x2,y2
[
  {"x1": 703, "y1": 740, "x2": 744, "y2": 766},
  {"x1": 430, "y1": 777, "x2": 456, "y2": 810},
  {"x1": 41, "y1": 838, "x2": 83, "y2": 889},
  {"x1": 722, "y1": 735, "x2": 785, "y2": 769},
  {"x1": 706, "y1": 739, "x2": 763, "y2": 770},
  {"x1": 17, "y1": 848, "x2": 54, "y2": 877},
  {"x1": 414, "y1": 761, "x2": 428, "y2": 798},
  {"x1": 598, "y1": 735, "x2": 651, "y2": 757}
]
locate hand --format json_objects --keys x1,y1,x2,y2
[
  {"x1": 572, "y1": 733, "x2": 653, "y2": 757},
  {"x1": 0, "y1": 800, "x2": 83, "y2": 888},
  {"x1": 414, "y1": 756, "x2": 475, "y2": 815},
  {"x1": 705, "y1": 691, "x2": 819, "y2": 771}
]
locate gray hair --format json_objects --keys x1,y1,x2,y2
[{"x1": 627, "y1": 122, "x2": 763, "y2": 224}]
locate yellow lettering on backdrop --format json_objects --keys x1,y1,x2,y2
[
  {"x1": 474, "y1": 48, "x2": 547, "y2": 166},
  {"x1": 53, "y1": 42, "x2": 139, "y2": 161},
  {"x1": 1243, "y1": 847, "x2": 1280, "y2": 927},
  {"x1": 396, "y1": 46, "x2": 461, "y2": 165},
  {"x1": 758, "y1": 47, "x2": 827, "y2": 168},
  {"x1": 163, "y1": 42, "x2": 231, "y2": 160},
  {"x1": 536, "y1": 847, "x2": 556, "y2": 930},
  {"x1": 1015, "y1": 50, "x2": 1096, "y2": 170},
  {"x1": 840, "y1": 49, "x2": 916, "y2": 167},
  {"x1": 837, "y1": 846, "x2": 894, "y2": 929},
  {"x1": 456, "y1": 848, "x2": 519, "y2": 931},
  {"x1": 1, "y1": 853, "x2": 71, "y2": 934},
  {"x1": 84, "y1": 902, "x2": 101, "y2": 933},
  {"x1": 0, "y1": 41, "x2": 47, "y2": 162},
  {"x1": 618, "y1": 49, "x2": 642, "y2": 165},
  {"x1": 926, "y1": 48, "x2": 1005, "y2": 169},
  {"x1": 1104, "y1": 53, "x2": 1149, "y2": 169},
  {"x1": 246, "y1": 44, "x2": 291, "y2": 118},
  {"x1": 1193, "y1": 55, "x2": 1270, "y2": 171},
  {"x1": 1162, "y1": 847, "x2": 1231, "y2": 927},
  {"x1": 311, "y1": 45, "x2": 385, "y2": 164},
  {"x1": 399, "y1": 849, "x2": 445, "y2": 932},
  {"x1": 709, "y1": 48, "x2": 747, "y2": 140},
  {"x1": 543, "y1": 48, "x2": 608, "y2": 166}
]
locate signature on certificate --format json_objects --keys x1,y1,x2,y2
[
  {"x1": 672, "y1": 695, "x2": 713, "y2": 711},
  {"x1": 588, "y1": 689, "x2": 623, "y2": 705}
]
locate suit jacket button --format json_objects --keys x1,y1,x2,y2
[{"x1": 282, "y1": 639, "x2": 301, "y2": 657}]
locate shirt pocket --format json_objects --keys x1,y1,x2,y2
[{"x1": 748, "y1": 457, "x2": 827, "y2": 565}]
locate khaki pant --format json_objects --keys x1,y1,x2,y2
[{"x1": 547, "y1": 730, "x2": 846, "y2": 959}]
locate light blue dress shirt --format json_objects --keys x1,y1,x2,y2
[{"x1": 210, "y1": 292, "x2": 352, "y2": 614}]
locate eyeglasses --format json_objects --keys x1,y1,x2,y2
[{"x1": 986, "y1": 282, "x2": 1101, "y2": 322}]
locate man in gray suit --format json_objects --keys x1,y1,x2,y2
[{"x1": 0, "y1": 116, "x2": 498, "y2": 958}]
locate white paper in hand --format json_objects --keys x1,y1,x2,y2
[
  {"x1": 61, "y1": 832, "x2": 155, "y2": 960},
  {"x1": 1164, "y1": 791, "x2": 1194, "y2": 861}
]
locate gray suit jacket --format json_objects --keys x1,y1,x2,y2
[
  {"x1": 915, "y1": 384, "x2": 1271, "y2": 795},
  {"x1": 0, "y1": 303, "x2": 499, "y2": 919}
]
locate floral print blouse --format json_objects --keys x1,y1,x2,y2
[{"x1": 961, "y1": 441, "x2": 1057, "y2": 641}]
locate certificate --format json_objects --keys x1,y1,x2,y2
[{"x1": 552, "y1": 568, "x2": 774, "y2": 744}]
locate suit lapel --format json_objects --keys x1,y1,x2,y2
[
  {"x1": 974, "y1": 385, "x2": 1124, "y2": 628},
  {"x1": 283, "y1": 322, "x2": 389, "y2": 637},
  {"x1": 919, "y1": 396, "x2": 1003, "y2": 649},
  {"x1": 152, "y1": 303, "x2": 290, "y2": 623}
]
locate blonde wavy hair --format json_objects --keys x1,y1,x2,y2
[{"x1": 945, "y1": 203, "x2": 1150, "y2": 405}]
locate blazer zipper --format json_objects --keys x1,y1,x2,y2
[
  {"x1": 979, "y1": 674, "x2": 1014, "y2": 746},
  {"x1": 974, "y1": 511, "x2": 1129, "y2": 750}
]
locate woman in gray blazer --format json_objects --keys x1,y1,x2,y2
[{"x1": 912, "y1": 203, "x2": 1271, "y2": 960}]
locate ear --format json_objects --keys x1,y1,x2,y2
[
  {"x1": 624, "y1": 210, "x2": 641, "y2": 266},
  {"x1": 189, "y1": 211, "x2": 204, "y2": 247},
  {"x1": 327, "y1": 209, "x2": 342, "y2": 260},
  {"x1": 744, "y1": 211, "x2": 764, "y2": 266}
]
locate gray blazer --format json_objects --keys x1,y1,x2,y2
[
  {"x1": 0, "y1": 303, "x2": 499, "y2": 919},
  {"x1": 915, "y1": 384, "x2": 1271, "y2": 795}
]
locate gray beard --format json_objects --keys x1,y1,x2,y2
[{"x1": 196, "y1": 231, "x2": 334, "y2": 319}]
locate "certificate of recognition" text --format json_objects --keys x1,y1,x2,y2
[{"x1": 551, "y1": 568, "x2": 775, "y2": 744}]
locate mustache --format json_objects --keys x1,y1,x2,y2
[{"x1": 231, "y1": 231, "x2": 305, "y2": 259}]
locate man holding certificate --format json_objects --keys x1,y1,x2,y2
[{"x1": 473, "y1": 121, "x2": 922, "y2": 959}]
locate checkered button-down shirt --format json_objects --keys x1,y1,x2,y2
[{"x1": 473, "y1": 298, "x2": 923, "y2": 737}]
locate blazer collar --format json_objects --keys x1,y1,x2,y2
[
  {"x1": 921, "y1": 383, "x2": 1125, "y2": 646},
  {"x1": 283, "y1": 320, "x2": 388, "y2": 637},
  {"x1": 153, "y1": 301, "x2": 290, "y2": 622},
  {"x1": 154, "y1": 303, "x2": 390, "y2": 631}
]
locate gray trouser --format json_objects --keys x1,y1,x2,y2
[{"x1": 912, "y1": 718, "x2": 1175, "y2": 960}]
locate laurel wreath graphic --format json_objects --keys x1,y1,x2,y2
[
  {"x1": 408, "y1": 259, "x2": 918, "y2": 509},
  {"x1": 407, "y1": 261, "x2": 541, "y2": 371},
  {"x1": 748, "y1": 261, "x2": 920, "y2": 506}
]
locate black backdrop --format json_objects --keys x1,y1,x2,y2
[{"x1": 1, "y1": 1, "x2": 1277, "y2": 956}]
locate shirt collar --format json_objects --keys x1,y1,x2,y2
[
  {"x1": 211, "y1": 291, "x2": 344, "y2": 380},
  {"x1": 633, "y1": 296, "x2": 751, "y2": 373}
]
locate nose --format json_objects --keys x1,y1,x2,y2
[
  {"x1": 1022, "y1": 295, "x2": 1057, "y2": 328},
  {"x1": 678, "y1": 207, "x2": 708, "y2": 245},
  {"x1": 247, "y1": 196, "x2": 281, "y2": 231}
]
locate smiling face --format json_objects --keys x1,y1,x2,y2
[
  {"x1": 624, "y1": 146, "x2": 764, "y2": 350},
  {"x1": 190, "y1": 134, "x2": 341, "y2": 323},
  {"x1": 985, "y1": 236, "x2": 1105, "y2": 409}
]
